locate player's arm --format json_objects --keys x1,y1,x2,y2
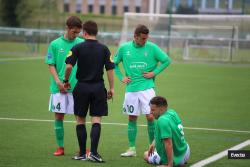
[
  {"x1": 49, "y1": 65, "x2": 67, "y2": 93},
  {"x1": 157, "y1": 119, "x2": 172, "y2": 167},
  {"x1": 64, "y1": 64, "x2": 72, "y2": 90},
  {"x1": 46, "y1": 43, "x2": 67, "y2": 93},
  {"x1": 148, "y1": 140, "x2": 155, "y2": 156},
  {"x1": 160, "y1": 138, "x2": 173, "y2": 167},
  {"x1": 152, "y1": 46, "x2": 172, "y2": 76},
  {"x1": 113, "y1": 47, "x2": 131, "y2": 83},
  {"x1": 114, "y1": 63, "x2": 131, "y2": 83}
]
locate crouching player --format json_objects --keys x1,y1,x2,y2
[{"x1": 144, "y1": 96, "x2": 190, "y2": 167}]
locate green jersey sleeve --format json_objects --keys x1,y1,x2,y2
[
  {"x1": 114, "y1": 47, "x2": 124, "y2": 81},
  {"x1": 152, "y1": 44, "x2": 172, "y2": 76},
  {"x1": 158, "y1": 117, "x2": 172, "y2": 139},
  {"x1": 45, "y1": 42, "x2": 56, "y2": 65}
]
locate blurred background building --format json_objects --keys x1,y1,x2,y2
[
  {"x1": 57, "y1": 0, "x2": 247, "y2": 15},
  {"x1": 0, "y1": 0, "x2": 250, "y2": 62}
]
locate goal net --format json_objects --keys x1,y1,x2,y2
[{"x1": 121, "y1": 13, "x2": 250, "y2": 62}]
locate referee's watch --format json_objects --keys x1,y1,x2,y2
[{"x1": 63, "y1": 79, "x2": 68, "y2": 83}]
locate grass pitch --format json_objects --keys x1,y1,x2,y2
[{"x1": 0, "y1": 58, "x2": 249, "y2": 167}]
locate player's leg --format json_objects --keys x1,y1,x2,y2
[
  {"x1": 140, "y1": 88, "x2": 156, "y2": 144},
  {"x1": 87, "y1": 83, "x2": 108, "y2": 162},
  {"x1": 146, "y1": 114, "x2": 155, "y2": 144},
  {"x1": 129, "y1": 115, "x2": 138, "y2": 148},
  {"x1": 53, "y1": 93, "x2": 75, "y2": 156},
  {"x1": 54, "y1": 113, "x2": 65, "y2": 156},
  {"x1": 144, "y1": 151, "x2": 149, "y2": 162},
  {"x1": 121, "y1": 115, "x2": 137, "y2": 157},
  {"x1": 121, "y1": 92, "x2": 139, "y2": 157},
  {"x1": 49, "y1": 93, "x2": 68, "y2": 156}
]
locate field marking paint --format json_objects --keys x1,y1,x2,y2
[
  {"x1": 184, "y1": 126, "x2": 250, "y2": 134},
  {"x1": 0, "y1": 117, "x2": 250, "y2": 134},
  {"x1": 0, "y1": 56, "x2": 44, "y2": 62},
  {"x1": 190, "y1": 140, "x2": 250, "y2": 167}
]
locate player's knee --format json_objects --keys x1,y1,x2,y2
[
  {"x1": 129, "y1": 115, "x2": 137, "y2": 121},
  {"x1": 143, "y1": 151, "x2": 149, "y2": 162},
  {"x1": 55, "y1": 113, "x2": 64, "y2": 120}
]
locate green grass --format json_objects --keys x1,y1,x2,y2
[
  {"x1": 0, "y1": 41, "x2": 48, "y2": 58},
  {"x1": 0, "y1": 58, "x2": 249, "y2": 167}
]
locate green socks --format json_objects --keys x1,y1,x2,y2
[
  {"x1": 54, "y1": 120, "x2": 64, "y2": 147},
  {"x1": 128, "y1": 121, "x2": 137, "y2": 148},
  {"x1": 127, "y1": 120, "x2": 154, "y2": 148},
  {"x1": 147, "y1": 121, "x2": 155, "y2": 144}
]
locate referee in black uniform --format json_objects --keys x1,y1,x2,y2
[{"x1": 64, "y1": 20, "x2": 114, "y2": 162}]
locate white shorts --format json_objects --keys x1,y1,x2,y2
[
  {"x1": 178, "y1": 144, "x2": 190, "y2": 166},
  {"x1": 148, "y1": 144, "x2": 190, "y2": 166},
  {"x1": 123, "y1": 88, "x2": 155, "y2": 116},
  {"x1": 48, "y1": 93, "x2": 74, "y2": 114}
]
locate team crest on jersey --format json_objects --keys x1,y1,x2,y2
[
  {"x1": 144, "y1": 52, "x2": 148, "y2": 57},
  {"x1": 67, "y1": 51, "x2": 72, "y2": 57},
  {"x1": 47, "y1": 53, "x2": 52, "y2": 59},
  {"x1": 59, "y1": 48, "x2": 64, "y2": 53},
  {"x1": 125, "y1": 51, "x2": 131, "y2": 56}
]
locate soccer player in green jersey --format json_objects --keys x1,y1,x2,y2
[
  {"x1": 45, "y1": 16, "x2": 83, "y2": 156},
  {"x1": 144, "y1": 96, "x2": 190, "y2": 167},
  {"x1": 114, "y1": 24, "x2": 171, "y2": 157}
]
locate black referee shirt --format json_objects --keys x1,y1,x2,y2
[{"x1": 65, "y1": 39, "x2": 114, "y2": 83}]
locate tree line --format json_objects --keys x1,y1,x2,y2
[{"x1": 0, "y1": 0, "x2": 57, "y2": 27}]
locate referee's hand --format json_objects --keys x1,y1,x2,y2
[{"x1": 107, "y1": 89, "x2": 114, "y2": 100}]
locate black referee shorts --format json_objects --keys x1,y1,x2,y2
[{"x1": 73, "y1": 82, "x2": 108, "y2": 117}]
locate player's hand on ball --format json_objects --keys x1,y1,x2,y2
[{"x1": 148, "y1": 144, "x2": 155, "y2": 156}]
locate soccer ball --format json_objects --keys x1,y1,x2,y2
[
  {"x1": 152, "y1": 154, "x2": 160, "y2": 164},
  {"x1": 151, "y1": 153, "x2": 160, "y2": 165}
]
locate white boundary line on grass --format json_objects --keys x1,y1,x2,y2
[
  {"x1": 0, "y1": 117, "x2": 250, "y2": 134},
  {"x1": 190, "y1": 139, "x2": 250, "y2": 167},
  {"x1": 0, "y1": 56, "x2": 44, "y2": 62}
]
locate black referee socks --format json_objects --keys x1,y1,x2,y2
[{"x1": 90, "y1": 123, "x2": 101, "y2": 155}]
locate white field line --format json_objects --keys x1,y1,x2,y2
[
  {"x1": 190, "y1": 139, "x2": 250, "y2": 167},
  {"x1": 0, "y1": 56, "x2": 44, "y2": 62},
  {"x1": 0, "y1": 117, "x2": 250, "y2": 134}
]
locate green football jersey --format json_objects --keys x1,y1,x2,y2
[
  {"x1": 114, "y1": 41, "x2": 171, "y2": 92},
  {"x1": 155, "y1": 109, "x2": 188, "y2": 166},
  {"x1": 45, "y1": 36, "x2": 84, "y2": 93}
]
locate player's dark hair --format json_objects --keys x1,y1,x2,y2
[
  {"x1": 150, "y1": 96, "x2": 168, "y2": 107},
  {"x1": 66, "y1": 16, "x2": 82, "y2": 29},
  {"x1": 134, "y1": 24, "x2": 149, "y2": 36},
  {"x1": 82, "y1": 20, "x2": 98, "y2": 36}
]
